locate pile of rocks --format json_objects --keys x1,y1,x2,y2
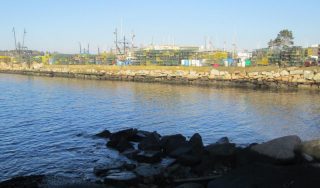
[
  {"x1": 1, "y1": 129, "x2": 320, "y2": 187},
  {"x1": 93, "y1": 129, "x2": 320, "y2": 188}
]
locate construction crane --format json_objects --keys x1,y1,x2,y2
[
  {"x1": 22, "y1": 28, "x2": 27, "y2": 51},
  {"x1": 12, "y1": 27, "x2": 17, "y2": 51}
]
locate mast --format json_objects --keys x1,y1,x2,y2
[{"x1": 12, "y1": 27, "x2": 17, "y2": 51}]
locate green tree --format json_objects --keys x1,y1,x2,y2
[{"x1": 269, "y1": 29, "x2": 294, "y2": 49}]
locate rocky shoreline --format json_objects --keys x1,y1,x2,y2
[
  {"x1": 1, "y1": 129, "x2": 320, "y2": 188},
  {"x1": 0, "y1": 64, "x2": 320, "y2": 90}
]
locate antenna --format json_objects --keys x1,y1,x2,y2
[{"x1": 12, "y1": 27, "x2": 17, "y2": 51}]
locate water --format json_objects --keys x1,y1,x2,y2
[{"x1": 0, "y1": 73, "x2": 320, "y2": 181}]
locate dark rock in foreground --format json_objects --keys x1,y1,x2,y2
[
  {"x1": 207, "y1": 163, "x2": 320, "y2": 188},
  {"x1": 2, "y1": 130, "x2": 320, "y2": 188}
]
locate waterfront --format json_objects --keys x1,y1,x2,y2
[{"x1": 0, "y1": 73, "x2": 320, "y2": 181}]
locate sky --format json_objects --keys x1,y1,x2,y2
[{"x1": 0, "y1": 0, "x2": 319, "y2": 54}]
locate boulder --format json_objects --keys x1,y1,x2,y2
[
  {"x1": 109, "y1": 128, "x2": 138, "y2": 142},
  {"x1": 210, "y1": 69, "x2": 220, "y2": 76},
  {"x1": 95, "y1": 130, "x2": 111, "y2": 138},
  {"x1": 205, "y1": 143, "x2": 236, "y2": 157},
  {"x1": 107, "y1": 137, "x2": 134, "y2": 152},
  {"x1": 216, "y1": 137, "x2": 230, "y2": 145},
  {"x1": 160, "y1": 134, "x2": 187, "y2": 154},
  {"x1": 250, "y1": 135, "x2": 301, "y2": 163},
  {"x1": 134, "y1": 164, "x2": 164, "y2": 178},
  {"x1": 300, "y1": 140, "x2": 320, "y2": 161},
  {"x1": 290, "y1": 70, "x2": 304, "y2": 75},
  {"x1": 189, "y1": 133, "x2": 204, "y2": 154},
  {"x1": 207, "y1": 163, "x2": 320, "y2": 188},
  {"x1": 304, "y1": 71, "x2": 314, "y2": 80},
  {"x1": 280, "y1": 70, "x2": 289, "y2": 76},
  {"x1": 169, "y1": 144, "x2": 193, "y2": 158},
  {"x1": 133, "y1": 151, "x2": 163, "y2": 163},
  {"x1": 93, "y1": 161, "x2": 127, "y2": 177},
  {"x1": 122, "y1": 149, "x2": 140, "y2": 160},
  {"x1": 313, "y1": 73, "x2": 320, "y2": 82},
  {"x1": 138, "y1": 132, "x2": 161, "y2": 151},
  {"x1": 176, "y1": 154, "x2": 202, "y2": 166}
]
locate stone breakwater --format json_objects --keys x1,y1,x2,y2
[
  {"x1": 1, "y1": 63, "x2": 320, "y2": 90},
  {"x1": 1, "y1": 128, "x2": 320, "y2": 188}
]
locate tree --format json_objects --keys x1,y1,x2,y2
[{"x1": 268, "y1": 29, "x2": 294, "y2": 49}]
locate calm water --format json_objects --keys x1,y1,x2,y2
[{"x1": 0, "y1": 73, "x2": 320, "y2": 181}]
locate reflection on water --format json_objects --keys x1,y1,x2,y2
[{"x1": 0, "y1": 73, "x2": 319, "y2": 181}]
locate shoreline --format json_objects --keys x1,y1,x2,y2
[
  {"x1": 0, "y1": 64, "x2": 320, "y2": 90},
  {"x1": 1, "y1": 128, "x2": 320, "y2": 187}
]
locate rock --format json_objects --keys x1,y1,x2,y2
[
  {"x1": 107, "y1": 137, "x2": 134, "y2": 152},
  {"x1": 210, "y1": 69, "x2": 220, "y2": 76},
  {"x1": 189, "y1": 133, "x2": 204, "y2": 154},
  {"x1": 135, "y1": 164, "x2": 164, "y2": 178},
  {"x1": 138, "y1": 132, "x2": 161, "y2": 151},
  {"x1": 205, "y1": 143, "x2": 236, "y2": 157},
  {"x1": 109, "y1": 128, "x2": 138, "y2": 142},
  {"x1": 313, "y1": 73, "x2": 320, "y2": 82},
  {"x1": 166, "y1": 164, "x2": 196, "y2": 179},
  {"x1": 176, "y1": 154, "x2": 202, "y2": 166},
  {"x1": 176, "y1": 182, "x2": 204, "y2": 188},
  {"x1": 290, "y1": 69, "x2": 304, "y2": 75},
  {"x1": 216, "y1": 137, "x2": 230, "y2": 145},
  {"x1": 133, "y1": 150, "x2": 163, "y2": 163},
  {"x1": 160, "y1": 134, "x2": 187, "y2": 154},
  {"x1": 248, "y1": 72, "x2": 259, "y2": 77},
  {"x1": 0, "y1": 175, "x2": 44, "y2": 188},
  {"x1": 95, "y1": 129, "x2": 111, "y2": 138},
  {"x1": 192, "y1": 154, "x2": 215, "y2": 176},
  {"x1": 130, "y1": 130, "x2": 154, "y2": 142},
  {"x1": 300, "y1": 140, "x2": 320, "y2": 161},
  {"x1": 122, "y1": 149, "x2": 140, "y2": 160},
  {"x1": 250, "y1": 135, "x2": 301, "y2": 163},
  {"x1": 304, "y1": 71, "x2": 314, "y2": 80},
  {"x1": 104, "y1": 171, "x2": 138, "y2": 184},
  {"x1": 280, "y1": 70, "x2": 289, "y2": 76},
  {"x1": 207, "y1": 163, "x2": 320, "y2": 188},
  {"x1": 169, "y1": 144, "x2": 193, "y2": 158},
  {"x1": 93, "y1": 161, "x2": 127, "y2": 177}
]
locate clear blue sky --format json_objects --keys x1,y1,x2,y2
[{"x1": 1, "y1": 0, "x2": 319, "y2": 54}]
